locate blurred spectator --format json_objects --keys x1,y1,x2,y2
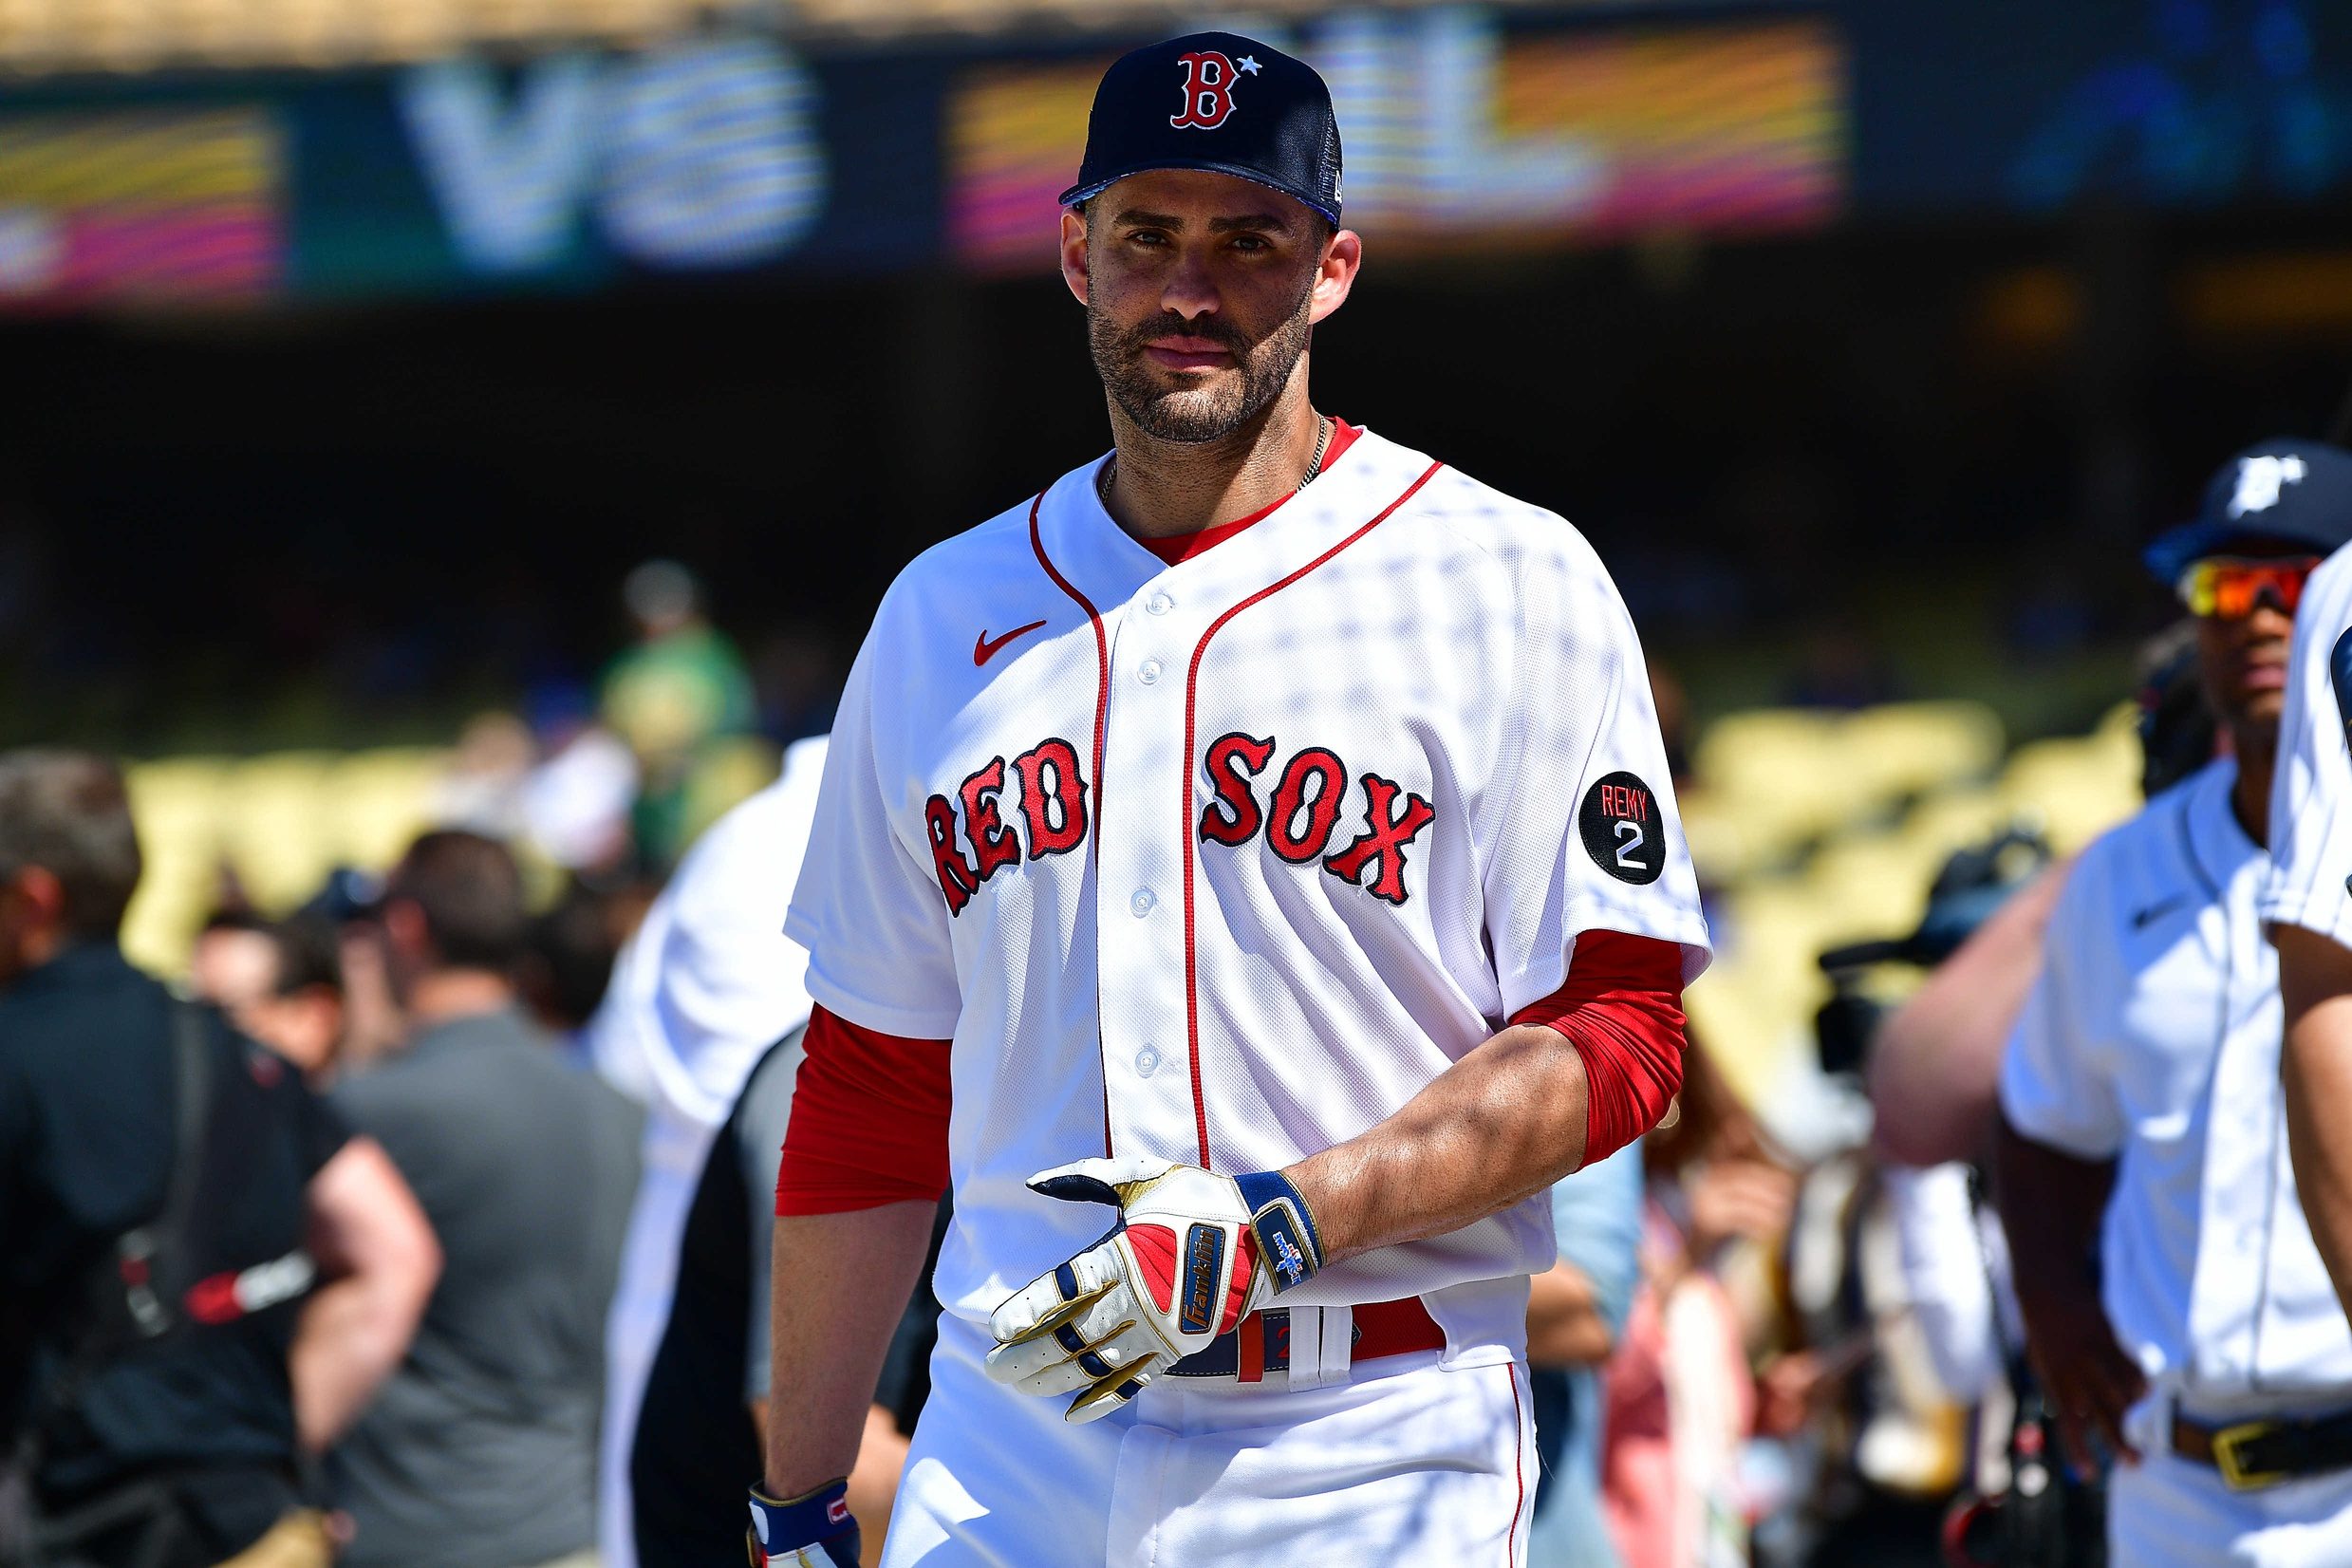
[
  {"x1": 188, "y1": 910, "x2": 349, "y2": 1085},
  {"x1": 585, "y1": 736, "x2": 826, "y2": 1568},
  {"x1": 1604, "y1": 1046, "x2": 1798, "y2": 1568},
  {"x1": 517, "y1": 882, "x2": 626, "y2": 1047},
  {"x1": 0, "y1": 750, "x2": 436, "y2": 1568},
  {"x1": 601, "y1": 561, "x2": 756, "y2": 869},
  {"x1": 431, "y1": 713, "x2": 537, "y2": 845},
  {"x1": 327, "y1": 831, "x2": 644, "y2": 1568},
  {"x1": 520, "y1": 684, "x2": 640, "y2": 877},
  {"x1": 303, "y1": 869, "x2": 404, "y2": 1078},
  {"x1": 1526, "y1": 1144, "x2": 1647, "y2": 1568}
]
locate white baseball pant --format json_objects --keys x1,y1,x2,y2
[{"x1": 882, "y1": 1314, "x2": 1534, "y2": 1566}]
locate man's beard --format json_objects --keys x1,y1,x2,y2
[{"x1": 1089, "y1": 282, "x2": 1315, "y2": 444}]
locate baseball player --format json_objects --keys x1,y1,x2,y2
[
  {"x1": 1997, "y1": 440, "x2": 2352, "y2": 1567},
  {"x1": 747, "y1": 33, "x2": 1708, "y2": 1568},
  {"x1": 2262, "y1": 444, "x2": 2352, "y2": 1328}
]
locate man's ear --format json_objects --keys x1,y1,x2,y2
[
  {"x1": 12, "y1": 868, "x2": 65, "y2": 929},
  {"x1": 1307, "y1": 227, "x2": 1362, "y2": 327},
  {"x1": 382, "y1": 900, "x2": 427, "y2": 959},
  {"x1": 1059, "y1": 208, "x2": 1091, "y2": 307}
]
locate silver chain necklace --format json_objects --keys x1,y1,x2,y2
[{"x1": 1097, "y1": 414, "x2": 1334, "y2": 508}]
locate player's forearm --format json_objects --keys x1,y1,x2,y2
[
  {"x1": 1288, "y1": 1023, "x2": 1589, "y2": 1266},
  {"x1": 763, "y1": 1202, "x2": 936, "y2": 1500},
  {"x1": 1868, "y1": 864, "x2": 2064, "y2": 1167},
  {"x1": 2279, "y1": 928, "x2": 2352, "y2": 1316},
  {"x1": 1991, "y1": 1113, "x2": 2113, "y2": 1319}
]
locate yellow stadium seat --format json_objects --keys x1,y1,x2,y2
[
  {"x1": 324, "y1": 748, "x2": 450, "y2": 870},
  {"x1": 121, "y1": 757, "x2": 238, "y2": 980},
  {"x1": 1694, "y1": 709, "x2": 1857, "y2": 868},
  {"x1": 1802, "y1": 831, "x2": 1942, "y2": 943},
  {"x1": 217, "y1": 752, "x2": 341, "y2": 913},
  {"x1": 1840, "y1": 701, "x2": 2006, "y2": 804},
  {"x1": 1998, "y1": 733, "x2": 2139, "y2": 853},
  {"x1": 1896, "y1": 789, "x2": 2018, "y2": 865}
]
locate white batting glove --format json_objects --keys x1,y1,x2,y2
[{"x1": 984, "y1": 1155, "x2": 1326, "y2": 1423}]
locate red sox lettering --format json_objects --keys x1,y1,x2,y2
[
  {"x1": 925, "y1": 737, "x2": 1089, "y2": 914},
  {"x1": 922, "y1": 732, "x2": 1439, "y2": 915}
]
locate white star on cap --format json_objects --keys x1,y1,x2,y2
[{"x1": 1237, "y1": 55, "x2": 1261, "y2": 74}]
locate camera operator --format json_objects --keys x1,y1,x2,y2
[{"x1": 0, "y1": 750, "x2": 438, "y2": 1568}]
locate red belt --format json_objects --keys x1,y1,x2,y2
[{"x1": 1167, "y1": 1296, "x2": 1445, "y2": 1383}]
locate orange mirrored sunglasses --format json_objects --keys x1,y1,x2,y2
[{"x1": 2175, "y1": 555, "x2": 2321, "y2": 619}]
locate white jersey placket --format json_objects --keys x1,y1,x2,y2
[{"x1": 1031, "y1": 445, "x2": 1434, "y2": 1171}]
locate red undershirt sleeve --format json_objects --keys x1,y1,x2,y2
[
  {"x1": 1509, "y1": 929, "x2": 1689, "y2": 1167},
  {"x1": 775, "y1": 1004, "x2": 952, "y2": 1216}
]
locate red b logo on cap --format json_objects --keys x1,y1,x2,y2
[{"x1": 1170, "y1": 51, "x2": 1240, "y2": 130}]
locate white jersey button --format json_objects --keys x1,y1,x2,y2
[
  {"x1": 1135, "y1": 1046, "x2": 1162, "y2": 1077},
  {"x1": 1138, "y1": 658, "x2": 1163, "y2": 685},
  {"x1": 1130, "y1": 888, "x2": 1157, "y2": 917},
  {"x1": 1147, "y1": 592, "x2": 1174, "y2": 615}
]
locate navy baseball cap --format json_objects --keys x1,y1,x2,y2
[
  {"x1": 1059, "y1": 32, "x2": 1343, "y2": 225},
  {"x1": 2145, "y1": 439, "x2": 2352, "y2": 587}
]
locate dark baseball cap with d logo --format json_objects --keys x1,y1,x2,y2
[{"x1": 1058, "y1": 31, "x2": 1343, "y2": 224}]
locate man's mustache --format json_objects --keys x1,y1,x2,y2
[{"x1": 1117, "y1": 314, "x2": 1251, "y2": 356}]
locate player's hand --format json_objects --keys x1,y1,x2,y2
[
  {"x1": 984, "y1": 1155, "x2": 1325, "y2": 1423},
  {"x1": 746, "y1": 1479, "x2": 860, "y2": 1568},
  {"x1": 2015, "y1": 1286, "x2": 2146, "y2": 1474}
]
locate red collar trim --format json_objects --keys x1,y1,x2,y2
[{"x1": 1134, "y1": 420, "x2": 1362, "y2": 567}]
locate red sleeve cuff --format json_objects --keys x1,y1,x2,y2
[
  {"x1": 1511, "y1": 930, "x2": 1688, "y2": 1167},
  {"x1": 775, "y1": 1004, "x2": 953, "y2": 1216}
]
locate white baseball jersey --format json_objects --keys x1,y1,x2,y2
[
  {"x1": 2001, "y1": 758, "x2": 2352, "y2": 1411},
  {"x1": 588, "y1": 737, "x2": 826, "y2": 1568},
  {"x1": 2264, "y1": 543, "x2": 2352, "y2": 946},
  {"x1": 786, "y1": 426, "x2": 1711, "y2": 1371}
]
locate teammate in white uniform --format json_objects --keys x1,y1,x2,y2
[
  {"x1": 584, "y1": 735, "x2": 826, "y2": 1568},
  {"x1": 745, "y1": 33, "x2": 1708, "y2": 1567},
  {"x1": 2259, "y1": 444, "x2": 2352, "y2": 1327},
  {"x1": 2000, "y1": 442, "x2": 2352, "y2": 1567}
]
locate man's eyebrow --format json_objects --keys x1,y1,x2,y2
[{"x1": 1108, "y1": 208, "x2": 1295, "y2": 235}]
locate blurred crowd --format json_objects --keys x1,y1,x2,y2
[{"x1": 6, "y1": 433, "x2": 2352, "y2": 1568}]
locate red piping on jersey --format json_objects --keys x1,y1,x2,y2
[
  {"x1": 1506, "y1": 1362, "x2": 1526, "y2": 1565},
  {"x1": 1028, "y1": 489, "x2": 1116, "y2": 1157},
  {"x1": 1178, "y1": 460, "x2": 1445, "y2": 1168}
]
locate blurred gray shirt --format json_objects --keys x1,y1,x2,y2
[{"x1": 330, "y1": 1006, "x2": 644, "y2": 1568}]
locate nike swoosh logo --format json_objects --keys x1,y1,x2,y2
[
  {"x1": 2133, "y1": 894, "x2": 2192, "y2": 930},
  {"x1": 973, "y1": 619, "x2": 1048, "y2": 667}
]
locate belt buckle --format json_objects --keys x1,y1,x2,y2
[{"x1": 2212, "y1": 1420, "x2": 2288, "y2": 1491}]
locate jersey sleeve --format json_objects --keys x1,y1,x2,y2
[
  {"x1": 2262, "y1": 545, "x2": 2352, "y2": 947},
  {"x1": 1996, "y1": 866, "x2": 2123, "y2": 1160},
  {"x1": 783, "y1": 617, "x2": 964, "y2": 1039},
  {"x1": 1484, "y1": 529, "x2": 1711, "y2": 1017}
]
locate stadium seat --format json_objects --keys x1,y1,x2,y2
[
  {"x1": 1996, "y1": 729, "x2": 2138, "y2": 853},
  {"x1": 217, "y1": 752, "x2": 342, "y2": 913},
  {"x1": 121, "y1": 756, "x2": 236, "y2": 980},
  {"x1": 1693, "y1": 708, "x2": 1856, "y2": 868},
  {"x1": 325, "y1": 748, "x2": 450, "y2": 869},
  {"x1": 1839, "y1": 700, "x2": 2006, "y2": 804}
]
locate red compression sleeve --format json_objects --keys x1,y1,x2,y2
[
  {"x1": 1510, "y1": 930, "x2": 1689, "y2": 1168},
  {"x1": 775, "y1": 1004, "x2": 952, "y2": 1216}
]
